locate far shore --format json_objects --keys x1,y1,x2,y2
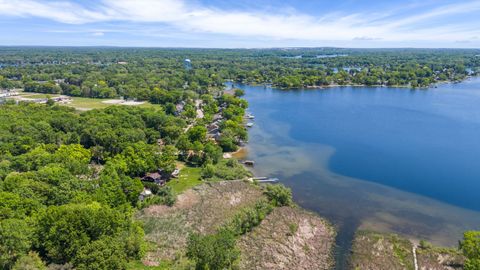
[{"x1": 232, "y1": 75, "x2": 477, "y2": 91}]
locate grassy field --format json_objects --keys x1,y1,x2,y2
[
  {"x1": 167, "y1": 166, "x2": 203, "y2": 194},
  {"x1": 67, "y1": 97, "x2": 162, "y2": 110},
  {"x1": 18, "y1": 93, "x2": 58, "y2": 99},
  {"x1": 15, "y1": 91, "x2": 162, "y2": 111},
  {"x1": 66, "y1": 97, "x2": 112, "y2": 110}
]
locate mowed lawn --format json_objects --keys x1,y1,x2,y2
[
  {"x1": 67, "y1": 97, "x2": 112, "y2": 110},
  {"x1": 67, "y1": 97, "x2": 162, "y2": 110},
  {"x1": 15, "y1": 91, "x2": 161, "y2": 111},
  {"x1": 18, "y1": 93, "x2": 57, "y2": 99},
  {"x1": 167, "y1": 165, "x2": 203, "y2": 194}
]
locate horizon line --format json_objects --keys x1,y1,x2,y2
[{"x1": 0, "y1": 45, "x2": 479, "y2": 50}]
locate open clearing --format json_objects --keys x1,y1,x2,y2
[
  {"x1": 11, "y1": 91, "x2": 160, "y2": 110},
  {"x1": 137, "y1": 181, "x2": 265, "y2": 266},
  {"x1": 136, "y1": 181, "x2": 337, "y2": 269},
  {"x1": 166, "y1": 166, "x2": 202, "y2": 194}
]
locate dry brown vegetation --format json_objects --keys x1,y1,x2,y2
[
  {"x1": 416, "y1": 246, "x2": 464, "y2": 270},
  {"x1": 350, "y1": 231, "x2": 415, "y2": 270},
  {"x1": 136, "y1": 181, "x2": 265, "y2": 265},
  {"x1": 349, "y1": 231, "x2": 465, "y2": 270},
  {"x1": 237, "y1": 206, "x2": 336, "y2": 270}
]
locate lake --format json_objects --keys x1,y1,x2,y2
[{"x1": 235, "y1": 79, "x2": 480, "y2": 267}]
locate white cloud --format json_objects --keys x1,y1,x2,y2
[
  {"x1": 0, "y1": 0, "x2": 479, "y2": 45},
  {"x1": 92, "y1": 31, "x2": 105, "y2": 36},
  {"x1": 0, "y1": 0, "x2": 108, "y2": 24}
]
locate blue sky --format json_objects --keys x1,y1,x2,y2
[{"x1": 0, "y1": 0, "x2": 479, "y2": 48}]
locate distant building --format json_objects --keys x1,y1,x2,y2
[
  {"x1": 0, "y1": 90, "x2": 19, "y2": 98},
  {"x1": 184, "y1": 59, "x2": 192, "y2": 70}
]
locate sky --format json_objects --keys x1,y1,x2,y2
[{"x1": 0, "y1": 0, "x2": 479, "y2": 48}]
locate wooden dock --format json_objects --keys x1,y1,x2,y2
[{"x1": 250, "y1": 177, "x2": 279, "y2": 183}]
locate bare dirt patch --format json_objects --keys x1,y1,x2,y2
[{"x1": 237, "y1": 206, "x2": 336, "y2": 270}]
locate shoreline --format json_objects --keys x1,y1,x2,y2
[
  {"x1": 222, "y1": 146, "x2": 247, "y2": 159},
  {"x1": 236, "y1": 81, "x2": 480, "y2": 269},
  {"x1": 233, "y1": 75, "x2": 477, "y2": 91}
]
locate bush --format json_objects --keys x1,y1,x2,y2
[
  {"x1": 461, "y1": 231, "x2": 480, "y2": 270},
  {"x1": 287, "y1": 223, "x2": 299, "y2": 236},
  {"x1": 36, "y1": 202, "x2": 144, "y2": 265},
  {"x1": 419, "y1": 240, "x2": 433, "y2": 250},
  {"x1": 233, "y1": 88, "x2": 245, "y2": 97},
  {"x1": 12, "y1": 252, "x2": 46, "y2": 270},
  {"x1": 263, "y1": 184, "x2": 293, "y2": 207},
  {"x1": 138, "y1": 192, "x2": 176, "y2": 209},
  {"x1": 201, "y1": 159, "x2": 251, "y2": 181},
  {"x1": 186, "y1": 229, "x2": 239, "y2": 270},
  {"x1": 228, "y1": 200, "x2": 273, "y2": 236}
]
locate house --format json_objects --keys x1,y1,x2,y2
[
  {"x1": 157, "y1": 139, "x2": 165, "y2": 147},
  {"x1": 196, "y1": 109, "x2": 204, "y2": 119},
  {"x1": 208, "y1": 127, "x2": 220, "y2": 135},
  {"x1": 142, "y1": 171, "x2": 166, "y2": 186},
  {"x1": 194, "y1": 99, "x2": 203, "y2": 108},
  {"x1": 53, "y1": 79, "x2": 65, "y2": 85},
  {"x1": 0, "y1": 91, "x2": 18, "y2": 98},
  {"x1": 174, "y1": 101, "x2": 186, "y2": 116},
  {"x1": 213, "y1": 113, "x2": 223, "y2": 121},
  {"x1": 207, "y1": 123, "x2": 219, "y2": 131},
  {"x1": 207, "y1": 130, "x2": 221, "y2": 141}
]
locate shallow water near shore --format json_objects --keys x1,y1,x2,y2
[{"x1": 236, "y1": 79, "x2": 480, "y2": 268}]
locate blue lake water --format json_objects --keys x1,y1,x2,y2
[{"x1": 236, "y1": 79, "x2": 480, "y2": 266}]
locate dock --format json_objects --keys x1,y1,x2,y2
[
  {"x1": 256, "y1": 178, "x2": 279, "y2": 183},
  {"x1": 249, "y1": 177, "x2": 279, "y2": 183}
]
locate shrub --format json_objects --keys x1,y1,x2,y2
[
  {"x1": 228, "y1": 200, "x2": 273, "y2": 236},
  {"x1": 263, "y1": 184, "x2": 293, "y2": 207},
  {"x1": 187, "y1": 229, "x2": 239, "y2": 270},
  {"x1": 461, "y1": 231, "x2": 480, "y2": 270},
  {"x1": 12, "y1": 252, "x2": 47, "y2": 270},
  {"x1": 419, "y1": 240, "x2": 433, "y2": 250}
]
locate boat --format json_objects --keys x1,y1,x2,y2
[
  {"x1": 246, "y1": 122, "x2": 254, "y2": 128},
  {"x1": 243, "y1": 160, "x2": 255, "y2": 166}
]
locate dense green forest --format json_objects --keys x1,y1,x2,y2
[
  {"x1": 0, "y1": 93, "x2": 248, "y2": 269},
  {"x1": 0, "y1": 48, "x2": 479, "y2": 99},
  {"x1": 1, "y1": 48, "x2": 480, "y2": 269}
]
